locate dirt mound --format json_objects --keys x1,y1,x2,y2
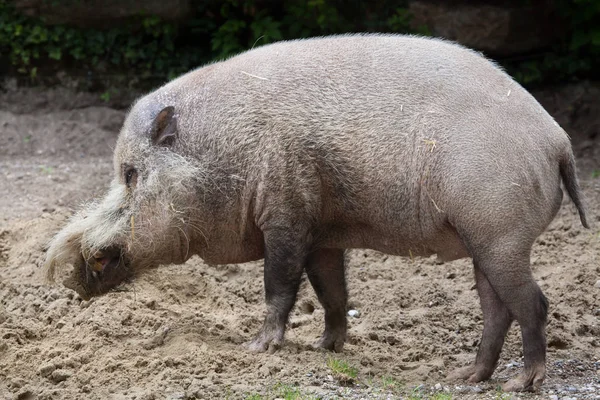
[{"x1": 0, "y1": 84, "x2": 599, "y2": 399}]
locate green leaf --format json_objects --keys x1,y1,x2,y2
[{"x1": 48, "y1": 47, "x2": 61, "y2": 60}]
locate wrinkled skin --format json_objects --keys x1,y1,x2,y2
[{"x1": 45, "y1": 34, "x2": 589, "y2": 392}]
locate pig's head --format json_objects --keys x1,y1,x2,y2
[{"x1": 45, "y1": 100, "x2": 206, "y2": 300}]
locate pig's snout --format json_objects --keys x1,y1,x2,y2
[{"x1": 63, "y1": 246, "x2": 133, "y2": 300}]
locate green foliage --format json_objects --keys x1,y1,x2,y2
[
  {"x1": 0, "y1": 0, "x2": 414, "y2": 85},
  {"x1": 0, "y1": 1, "x2": 195, "y2": 81},
  {"x1": 0, "y1": 0, "x2": 599, "y2": 87}
]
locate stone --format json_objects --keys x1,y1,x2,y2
[{"x1": 408, "y1": 0, "x2": 562, "y2": 56}]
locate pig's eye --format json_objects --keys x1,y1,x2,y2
[{"x1": 124, "y1": 166, "x2": 137, "y2": 188}]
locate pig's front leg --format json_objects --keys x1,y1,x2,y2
[{"x1": 247, "y1": 227, "x2": 310, "y2": 353}]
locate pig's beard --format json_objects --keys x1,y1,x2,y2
[{"x1": 45, "y1": 152, "x2": 207, "y2": 298}]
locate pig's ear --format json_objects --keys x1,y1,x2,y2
[{"x1": 151, "y1": 106, "x2": 177, "y2": 146}]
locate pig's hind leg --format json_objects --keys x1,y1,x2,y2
[
  {"x1": 447, "y1": 263, "x2": 513, "y2": 382},
  {"x1": 451, "y1": 234, "x2": 548, "y2": 392},
  {"x1": 305, "y1": 248, "x2": 348, "y2": 352}
]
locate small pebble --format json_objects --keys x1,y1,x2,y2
[
  {"x1": 347, "y1": 310, "x2": 360, "y2": 318},
  {"x1": 595, "y1": 279, "x2": 600, "y2": 288},
  {"x1": 434, "y1": 383, "x2": 443, "y2": 391},
  {"x1": 38, "y1": 363, "x2": 57, "y2": 377},
  {"x1": 50, "y1": 369, "x2": 72, "y2": 383}
]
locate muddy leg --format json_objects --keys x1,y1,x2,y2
[
  {"x1": 305, "y1": 248, "x2": 347, "y2": 352},
  {"x1": 502, "y1": 284, "x2": 548, "y2": 392},
  {"x1": 448, "y1": 263, "x2": 513, "y2": 382},
  {"x1": 247, "y1": 228, "x2": 309, "y2": 353},
  {"x1": 469, "y1": 245, "x2": 547, "y2": 392}
]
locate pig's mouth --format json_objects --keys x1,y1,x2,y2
[
  {"x1": 90, "y1": 249, "x2": 121, "y2": 276},
  {"x1": 63, "y1": 247, "x2": 133, "y2": 300}
]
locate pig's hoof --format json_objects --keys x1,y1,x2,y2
[
  {"x1": 246, "y1": 331, "x2": 283, "y2": 354},
  {"x1": 447, "y1": 364, "x2": 476, "y2": 381},
  {"x1": 447, "y1": 364, "x2": 491, "y2": 383},
  {"x1": 502, "y1": 367, "x2": 545, "y2": 392},
  {"x1": 312, "y1": 332, "x2": 345, "y2": 353}
]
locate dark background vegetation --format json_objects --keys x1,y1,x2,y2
[{"x1": 1, "y1": 0, "x2": 599, "y2": 93}]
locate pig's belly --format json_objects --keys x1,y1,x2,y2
[{"x1": 318, "y1": 223, "x2": 470, "y2": 262}]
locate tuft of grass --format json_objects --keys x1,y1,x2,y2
[
  {"x1": 407, "y1": 391, "x2": 452, "y2": 400},
  {"x1": 273, "y1": 383, "x2": 319, "y2": 400},
  {"x1": 244, "y1": 383, "x2": 318, "y2": 400},
  {"x1": 592, "y1": 169, "x2": 600, "y2": 179},
  {"x1": 430, "y1": 393, "x2": 453, "y2": 400},
  {"x1": 407, "y1": 385, "x2": 425, "y2": 400},
  {"x1": 39, "y1": 165, "x2": 54, "y2": 174},
  {"x1": 493, "y1": 388, "x2": 513, "y2": 400},
  {"x1": 380, "y1": 375, "x2": 404, "y2": 392},
  {"x1": 327, "y1": 357, "x2": 358, "y2": 385},
  {"x1": 277, "y1": 384, "x2": 302, "y2": 400}
]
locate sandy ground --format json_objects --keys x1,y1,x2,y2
[{"x1": 0, "y1": 82, "x2": 599, "y2": 400}]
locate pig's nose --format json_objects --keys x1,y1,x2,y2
[{"x1": 90, "y1": 248, "x2": 122, "y2": 273}]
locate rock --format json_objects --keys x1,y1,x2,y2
[
  {"x1": 594, "y1": 279, "x2": 600, "y2": 288},
  {"x1": 347, "y1": 309, "x2": 360, "y2": 318},
  {"x1": 548, "y1": 395, "x2": 558, "y2": 400},
  {"x1": 434, "y1": 382, "x2": 443, "y2": 391},
  {"x1": 408, "y1": 0, "x2": 562, "y2": 56}
]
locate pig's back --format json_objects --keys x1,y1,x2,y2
[{"x1": 166, "y1": 34, "x2": 568, "y2": 253}]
